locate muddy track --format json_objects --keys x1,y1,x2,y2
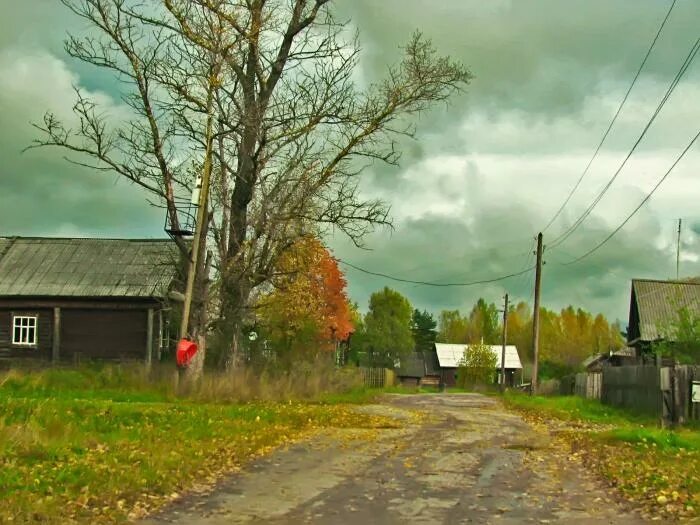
[{"x1": 138, "y1": 394, "x2": 648, "y2": 524}]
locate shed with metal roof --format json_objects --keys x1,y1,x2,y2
[{"x1": 0, "y1": 237, "x2": 182, "y2": 363}]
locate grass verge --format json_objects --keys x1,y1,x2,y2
[
  {"x1": 504, "y1": 392, "x2": 700, "y2": 520},
  {"x1": 0, "y1": 367, "x2": 394, "y2": 524}
]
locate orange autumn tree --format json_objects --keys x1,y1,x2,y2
[{"x1": 256, "y1": 236, "x2": 353, "y2": 362}]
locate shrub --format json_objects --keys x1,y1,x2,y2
[{"x1": 457, "y1": 343, "x2": 497, "y2": 388}]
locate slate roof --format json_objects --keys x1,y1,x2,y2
[
  {"x1": 631, "y1": 279, "x2": 700, "y2": 342},
  {"x1": 435, "y1": 343, "x2": 523, "y2": 369},
  {"x1": 0, "y1": 237, "x2": 181, "y2": 298},
  {"x1": 397, "y1": 350, "x2": 443, "y2": 378}
]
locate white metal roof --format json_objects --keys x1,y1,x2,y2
[{"x1": 435, "y1": 343, "x2": 522, "y2": 369}]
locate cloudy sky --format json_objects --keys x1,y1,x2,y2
[{"x1": 2, "y1": 1, "x2": 700, "y2": 324}]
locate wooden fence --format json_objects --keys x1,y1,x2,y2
[
  {"x1": 601, "y1": 365, "x2": 662, "y2": 417},
  {"x1": 567, "y1": 365, "x2": 700, "y2": 424},
  {"x1": 360, "y1": 367, "x2": 395, "y2": 388},
  {"x1": 575, "y1": 372, "x2": 602, "y2": 400}
]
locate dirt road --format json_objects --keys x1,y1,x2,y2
[{"x1": 139, "y1": 394, "x2": 648, "y2": 524}]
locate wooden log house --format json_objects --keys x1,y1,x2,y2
[{"x1": 0, "y1": 237, "x2": 180, "y2": 364}]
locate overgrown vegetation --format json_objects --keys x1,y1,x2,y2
[
  {"x1": 456, "y1": 342, "x2": 497, "y2": 388},
  {"x1": 654, "y1": 304, "x2": 700, "y2": 364},
  {"x1": 0, "y1": 365, "x2": 391, "y2": 524},
  {"x1": 505, "y1": 393, "x2": 700, "y2": 519}
]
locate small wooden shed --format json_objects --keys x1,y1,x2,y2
[
  {"x1": 396, "y1": 350, "x2": 441, "y2": 387},
  {"x1": 0, "y1": 237, "x2": 181, "y2": 364}
]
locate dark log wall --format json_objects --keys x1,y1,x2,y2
[
  {"x1": 441, "y1": 368, "x2": 457, "y2": 387},
  {"x1": 0, "y1": 299, "x2": 160, "y2": 362},
  {"x1": 61, "y1": 309, "x2": 147, "y2": 362},
  {"x1": 0, "y1": 308, "x2": 53, "y2": 359}
]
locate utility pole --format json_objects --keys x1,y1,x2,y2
[
  {"x1": 531, "y1": 233, "x2": 544, "y2": 395},
  {"x1": 180, "y1": 96, "x2": 216, "y2": 340},
  {"x1": 676, "y1": 218, "x2": 682, "y2": 280},
  {"x1": 500, "y1": 293, "x2": 509, "y2": 392}
]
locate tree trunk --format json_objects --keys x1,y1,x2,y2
[
  {"x1": 180, "y1": 243, "x2": 212, "y2": 388},
  {"x1": 218, "y1": 274, "x2": 252, "y2": 370}
]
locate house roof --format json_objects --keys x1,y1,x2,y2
[
  {"x1": 397, "y1": 350, "x2": 442, "y2": 377},
  {"x1": 435, "y1": 343, "x2": 522, "y2": 369},
  {"x1": 631, "y1": 278, "x2": 700, "y2": 342},
  {"x1": 0, "y1": 237, "x2": 181, "y2": 299}
]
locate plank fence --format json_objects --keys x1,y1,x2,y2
[
  {"x1": 360, "y1": 367, "x2": 394, "y2": 388},
  {"x1": 575, "y1": 371, "x2": 602, "y2": 400},
  {"x1": 568, "y1": 364, "x2": 700, "y2": 424},
  {"x1": 601, "y1": 365, "x2": 661, "y2": 417}
]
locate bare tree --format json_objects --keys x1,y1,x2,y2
[{"x1": 31, "y1": 0, "x2": 472, "y2": 369}]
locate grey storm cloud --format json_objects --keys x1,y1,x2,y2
[{"x1": 2, "y1": 0, "x2": 700, "y2": 322}]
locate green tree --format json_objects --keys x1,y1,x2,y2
[
  {"x1": 457, "y1": 343, "x2": 498, "y2": 388},
  {"x1": 506, "y1": 302, "x2": 532, "y2": 362},
  {"x1": 363, "y1": 287, "x2": 414, "y2": 367},
  {"x1": 437, "y1": 309, "x2": 469, "y2": 343},
  {"x1": 655, "y1": 306, "x2": 700, "y2": 364},
  {"x1": 412, "y1": 309, "x2": 437, "y2": 353},
  {"x1": 468, "y1": 298, "x2": 500, "y2": 343}
]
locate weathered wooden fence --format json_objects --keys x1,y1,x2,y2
[
  {"x1": 567, "y1": 365, "x2": 700, "y2": 423},
  {"x1": 360, "y1": 367, "x2": 394, "y2": 388},
  {"x1": 675, "y1": 365, "x2": 700, "y2": 422},
  {"x1": 575, "y1": 371, "x2": 602, "y2": 400},
  {"x1": 600, "y1": 365, "x2": 662, "y2": 416}
]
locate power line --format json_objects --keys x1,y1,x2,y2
[
  {"x1": 337, "y1": 258, "x2": 535, "y2": 287},
  {"x1": 561, "y1": 127, "x2": 700, "y2": 266},
  {"x1": 542, "y1": 0, "x2": 678, "y2": 233},
  {"x1": 400, "y1": 242, "x2": 535, "y2": 282},
  {"x1": 549, "y1": 36, "x2": 700, "y2": 250}
]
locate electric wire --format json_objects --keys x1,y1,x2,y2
[
  {"x1": 337, "y1": 258, "x2": 536, "y2": 287},
  {"x1": 541, "y1": 0, "x2": 678, "y2": 233},
  {"x1": 561, "y1": 127, "x2": 700, "y2": 266},
  {"x1": 549, "y1": 36, "x2": 700, "y2": 250}
]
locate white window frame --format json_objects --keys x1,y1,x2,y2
[{"x1": 12, "y1": 315, "x2": 38, "y2": 346}]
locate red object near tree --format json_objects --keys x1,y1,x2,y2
[{"x1": 176, "y1": 338, "x2": 198, "y2": 367}]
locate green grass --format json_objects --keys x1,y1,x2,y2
[
  {"x1": 504, "y1": 392, "x2": 700, "y2": 516},
  {"x1": 0, "y1": 366, "x2": 392, "y2": 524},
  {"x1": 601, "y1": 426, "x2": 700, "y2": 451},
  {"x1": 503, "y1": 392, "x2": 652, "y2": 426}
]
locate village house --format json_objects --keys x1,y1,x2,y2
[
  {"x1": 434, "y1": 343, "x2": 523, "y2": 387},
  {"x1": 396, "y1": 350, "x2": 441, "y2": 387},
  {"x1": 627, "y1": 278, "x2": 700, "y2": 361},
  {"x1": 0, "y1": 237, "x2": 181, "y2": 363}
]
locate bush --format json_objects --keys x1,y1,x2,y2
[{"x1": 456, "y1": 343, "x2": 497, "y2": 388}]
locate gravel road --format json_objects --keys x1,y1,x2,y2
[{"x1": 138, "y1": 394, "x2": 648, "y2": 524}]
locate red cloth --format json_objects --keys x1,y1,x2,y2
[{"x1": 176, "y1": 339, "x2": 198, "y2": 367}]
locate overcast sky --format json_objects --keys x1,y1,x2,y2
[{"x1": 2, "y1": 0, "x2": 700, "y2": 324}]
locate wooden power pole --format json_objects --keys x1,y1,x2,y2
[
  {"x1": 677, "y1": 218, "x2": 682, "y2": 280},
  {"x1": 531, "y1": 232, "x2": 544, "y2": 395},
  {"x1": 500, "y1": 293, "x2": 509, "y2": 392},
  {"x1": 180, "y1": 104, "x2": 216, "y2": 340}
]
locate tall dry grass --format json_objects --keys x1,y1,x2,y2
[{"x1": 0, "y1": 359, "x2": 365, "y2": 404}]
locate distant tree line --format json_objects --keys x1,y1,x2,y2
[{"x1": 347, "y1": 289, "x2": 624, "y2": 376}]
